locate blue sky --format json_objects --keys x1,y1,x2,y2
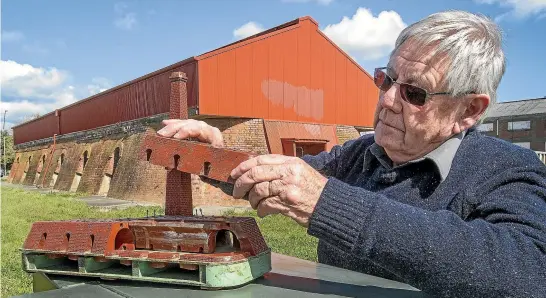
[{"x1": 2, "y1": 0, "x2": 546, "y2": 131}]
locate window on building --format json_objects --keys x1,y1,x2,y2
[
  {"x1": 513, "y1": 142, "x2": 531, "y2": 149},
  {"x1": 478, "y1": 123, "x2": 494, "y2": 132},
  {"x1": 295, "y1": 143, "x2": 325, "y2": 157},
  {"x1": 508, "y1": 120, "x2": 531, "y2": 131},
  {"x1": 281, "y1": 139, "x2": 327, "y2": 157}
]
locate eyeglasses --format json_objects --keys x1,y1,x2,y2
[{"x1": 373, "y1": 67, "x2": 450, "y2": 106}]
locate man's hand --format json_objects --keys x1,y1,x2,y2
[
  {"x1": 230, "y1": 154, "x2": 328, "y2": 227},
  {"x1": 156, "y1": 119, "x2": 224, "y2": 148}
]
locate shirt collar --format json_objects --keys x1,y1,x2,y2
[{"x1": 363, "y1": 131, "x2": 466, "y2": 181}]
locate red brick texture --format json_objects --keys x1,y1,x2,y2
[
  {"x1": 335, "y1": 125, "x2": 360, "y2": 145},
  {"x1": 163, "y1": 72, "x2": 193, "y2": 216},
  {"x1": 140, "y1": 135, "x2": 255, "y2": 183},
  {"x1": 23, "y1": 216, "x2": 269, "y2": 263},
  {"x1": 165, "y1": 170, "x2": 193, "y2": 216}
]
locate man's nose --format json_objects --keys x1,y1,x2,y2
[{"x1": 379, "y1": 84, "x2": 402, "y2": 112}]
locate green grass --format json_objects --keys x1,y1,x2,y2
[
  {"x1": 225, "y1": 209, "x2": 318, "y2": 262},
  {"x1": 1, "y1": 185, "x2": 317, "y2": 297}
]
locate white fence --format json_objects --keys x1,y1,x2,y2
[{"x1": 536, "y1": 151, "x2": 546, "y2": 164}]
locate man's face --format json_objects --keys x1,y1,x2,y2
[{"x1": 373, "y1": 41, "x2": 467, "y2": 164}]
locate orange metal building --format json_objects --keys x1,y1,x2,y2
[{"x1": 13, "y1": 16, "x2": 379, "y2": 146}]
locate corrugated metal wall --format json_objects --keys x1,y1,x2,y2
[
  {"x1": 13, "y1": 113, "x2": 59, "y2": 145},
  {"x1": 60, "y1": 61, "x2": 197, "y2": 135},
  {"x1": 197, "y1": 17, "x2": 379, "y2": 127},
  {"x1": 263, "y1": 120, "x2": 337, "y2": 155},
  {"x1": 12, "y1": 61, "x2": 197, "y2": 145}
]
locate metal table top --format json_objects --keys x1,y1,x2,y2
[{"x1": 14, "y1": 253, "x2": 428, "y2": 298}]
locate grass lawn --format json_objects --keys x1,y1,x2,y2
[{"x1": 0, "y1": 184, "x2": 318, "y2": 297}]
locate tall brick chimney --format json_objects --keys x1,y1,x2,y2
[{"x1": 165, "y1": 72, "x2": 193, "y2": 216}]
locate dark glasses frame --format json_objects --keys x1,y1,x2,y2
[{"x1": 374, "y1": 67, "x2": 451, "y2": 106}]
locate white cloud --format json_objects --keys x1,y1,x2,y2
[
  {"x1": 114, "y1": 2, "x2": 137, "y2": 30},
  {"x1": 322, "y1": 8, "x2": 407, "y2": 60},
  {"x1": 87, "y1": 77, "x2": 111, "y2": 95},
  {"x1": 0, "y1": 60, "x2": 68, "y2": 98},
  {"x1": 0, "y1": 60, "x2": 109, "y2": 128},
  {"x1": 1, "y1": 30, "x2": 25, "y2": 43},
  {"x1": 281, "y1": 0, "x2": 334, "y2": 5},
  {"x1": 233, "y1": 22, "x2": 265, "y2": 40},
  {"x1": 115, "y1": 13, "x2": 137, "y2": 30},
  {"x1": 476, "y1": 0, "x2": 546, "y2": 19}
]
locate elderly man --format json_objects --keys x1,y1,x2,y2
[{"x1": 157, "y1": 10, "x2": 546, "y2": 298}]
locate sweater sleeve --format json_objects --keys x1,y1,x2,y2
[{"x1": 307, "y1": 166, "x2": 546, "y2": 298}]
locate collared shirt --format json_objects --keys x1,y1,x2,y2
[{"x1": 363, "y1": 131, "x2": 466, "y2": 181}]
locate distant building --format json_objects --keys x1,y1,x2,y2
[
  {"x1": 478, "y1": 97, "x2": 546, "y2": 151},
  {"x1": 8, "y1": 16, "x2": 379, "y2": 209}
]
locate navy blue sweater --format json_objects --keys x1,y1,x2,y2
[{"x1": 303, "y1": 127, "x2": 546, "y2": 298}]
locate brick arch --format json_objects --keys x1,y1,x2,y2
[
  {"x1": 76, "y1": 148, "x2": 92, "y2": 175},
  {"x1": 49, "y1": 148, "x2": 68, "y2": 188},
  {"x1": 97, "y1": 143, "x2": 124, "y2": 196},
  {"x1": 70, "y1": 147, "x2": 92, "y2": 192},
  {"x1": 8, "y1": 154, "x2": 22, "y2": 182},
  {"x1": 26, "y1": 155, "x2": 32, "y2": 172},
  {"x1": 33, "y1": 154, "x2": 48, "y2": 186},
  {"x1": 112, "y1": 146, "x2": 122, "y2": 176}
]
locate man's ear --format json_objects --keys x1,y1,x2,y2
[{"x1": 455, "y1": 94, "x2": 490, "y2": 133}]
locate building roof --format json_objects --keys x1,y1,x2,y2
[{"x1": 486, "y1": 97, "x2": 546, "y2": 118}]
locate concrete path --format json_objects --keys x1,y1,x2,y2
[
  {"x1": 77, "y1": 195, "x2": 150, "y2": 210},
  {"x1": 1, "y1": 182, "x2": 158, "y2": 210}
]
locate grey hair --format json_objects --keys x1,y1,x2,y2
[{"x1": 391, "y1": 10, "x2": 505, "y2": 120}]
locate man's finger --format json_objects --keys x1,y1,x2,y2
[
  {"x1": 157, "y1": 121, "x2": 187, "y2": 137},
  {"x1": 230, "y1": 154, "x2": 293, "y2": 179},
  {"x1": 232, "y1": 165, "x2": 289, "y2": 199},
  {"x1": 256, "y1": 196, "x2": 286, "y2": 218},
  {"x1": 248, "y1": 182, "x2": 270, "y2": 209},
  {"x1": 162, "y1": 119, "x2": 185, "y2": 125}
]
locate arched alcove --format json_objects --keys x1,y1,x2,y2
[
  {"x1": 33, "y1": 154, "x2": 47, "y2": 186},
  {"x1": 70, "y1": 150, "x2": 90, "y2": 192},
  {"x1": 49, "y1": 152, "x2": 66, "y2": 188},
  {"x1": 98, "y1": 146, "x2": 122, "y2": 196},
  {"x1": 20, "y1": 156, "x2": 32, "y2": 183}
]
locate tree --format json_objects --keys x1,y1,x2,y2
[{"x1": 0, "y1": 130, "x2": 15, "y2": 173}]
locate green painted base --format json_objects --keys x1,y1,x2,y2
[{"x1": 22, "y1": 251, "x2": 272, "y2": 289}]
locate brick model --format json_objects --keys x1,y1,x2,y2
[
  {"x1": 21, "y1": 72, "x2": 272, "y2": 288},
  {"x1": 21, "y1": 215, "x2": 271, "y2": 288}
]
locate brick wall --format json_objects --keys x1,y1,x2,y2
[
  {"x1": 53, "y1": 143, "x2": 89, "y2": 191},
  {"x1": 10, "y1": 116, "x2": 270, "y2": 209},
  {"x1": 107, "y1": 131, "x2": 166, "y2": 205},
  {"x1": 335, "y1": 125, "x2": 360, "y2": 145},
  {"x1": 205, "y1": 118, "x2": 269, "y2": 154},
  {"x1": 481, "y1": 113, "x2": 546, "y2": 151}
]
